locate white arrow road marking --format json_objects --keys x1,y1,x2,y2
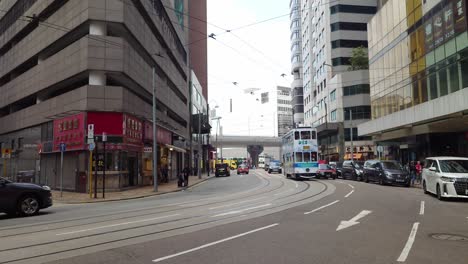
[
  {"x1": 56, "y1": 214, "x2": 180, "y2": 235},
  {"x1": 336, "y1": 210, "x2": 372, "y2": 231},
  {"x1": 348, "y1": 184, "x2": 355, "y2": 189},
  {"x1": 344, "y1": 190, "x2": 354, "y2": 198},
  {"x1": 397, "y1": 222, "x2": 420, "y2": 262},
  {"x1": 152, "y1": 223, "x2": 279, "y2": 262},
  {"x1": 419, "y1": 201, "x2": 425, "y2": 215},
  {"x1": 304, "y1": 200, "x2": 340, "y2": 215},
  {"x1": 212, "y1": 204, "x2": 272, "y2": 217}
]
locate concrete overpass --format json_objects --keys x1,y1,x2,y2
[{"x1": 209, "y1": 135, "x2": 282, "y2": 166}]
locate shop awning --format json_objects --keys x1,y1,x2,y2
[
  {"x1": 165, "y1": 144, "x2": 187, "y2": 153},
  {"x1": 344, "y1": 153, "x2": 363, "y2": 160}
]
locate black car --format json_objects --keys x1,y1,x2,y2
[
  {"x1": 215, "y1": 163, "x2": 231, "y2": 177},
  {"x1": 363, "y1": 160, "x2": 410, "y2": 187},
  {"x1": 331, "y1": 162, "x2": 343, "y2": 178},
  {"x1": 0, "y1": 177, "x2": 53, "y2": 216},
  {"x1": 341, "y1": 161, "x2": 365, "y2": 181},
  {"x1": 268, "y1": 161, "x2": 282, "y2": 174}
]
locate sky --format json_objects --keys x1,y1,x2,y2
[{"x1": 207, "y1": 0, "x2": 292, "y2": 136}]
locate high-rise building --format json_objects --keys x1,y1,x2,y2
[
  {"x1": 359, "y1": 0, "x2": 468, "y2": 163},
  {"x1": 0, "y1": 0, "x2": 192, "y2": 191},
  {"x1": 276, "y1": 86, "x2": 294, "y2": 137},
  {"x1": 301, "y1": 0, "x2": 377, "y2": 161},
  {"x1": 290, "y1": 0, "x2": 305, "y2": 126}
]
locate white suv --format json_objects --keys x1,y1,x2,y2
[{"x1": 422, "y1": 157, "x2": 468, "y2": 200}]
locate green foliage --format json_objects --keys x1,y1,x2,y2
[{"x1": 348, "y1": 46, "x2": 369, "y2": 71}]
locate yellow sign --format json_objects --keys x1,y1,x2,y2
[{"x1": 1, "y1": 148, "x2": 11, "y2": 159}]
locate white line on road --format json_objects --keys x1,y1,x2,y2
[
  {"x1": 344, "y1": 190, "x2": 354, "y2": 198},
  {"x1": 336, "y1": 210, "x2": 372, "y2": 231},
  {"x1": 397, "y1": 222, "x2": 420, "y2": 262},
  {"x1": 209, "y1": 197, "x2": 265, "y2": 210},
  {"x1": 295, "y1": 182, "x2": 299, "y2": 188},
  {"x1": 152, "y1": 223, "x2": 279, "y2": 262},
  {"x1": 304, "y1": 200, "x2": 340, "y2": 215},
  {"x1": 419, "y1": 201, "x2": 425, "y2": 215},
  {"x1": 348, "y1": 184, "x2": 355, "y2": 189},
  {"x1": 56, "y1": 214, "x2": 180, "y2": 236},
  {"x1": 212, "y1": 204, "x2": 272, "y2": 217}
]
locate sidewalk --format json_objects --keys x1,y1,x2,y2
[{"x1": 52, "y1": 174, "x2": 212, "y2": 204}]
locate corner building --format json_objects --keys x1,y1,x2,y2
[
  {"x1": 359, "y1": 0, "x2": 468, "y2": 163},
  {"x1": 0, "y1": 0, "x2": 191, "y2": 191}
]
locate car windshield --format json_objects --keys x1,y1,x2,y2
[
  {"x1": 319, "y1": 164, "x2": 331, "y2": 170},
  {"x1": 381, "y1": 162, "x2": 402, "y2": 170},
  {"x1": 270, "y1": 162, "x2": 279, "y2": 167},
  {"x1": 353, "y1": 162, "x2": 363, "y2": 168},
  {"x1": 439, "y1": 160, "x2": 468, "y2": 173},
  {"x1": 215, "y1": 164, "x2": 227, "y2": 169}
]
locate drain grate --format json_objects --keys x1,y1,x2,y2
[{"x1": 431, "y1": 233, "x2": 468, "y2": 242}]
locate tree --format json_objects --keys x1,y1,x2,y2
[{"x1": 348, "y1": 46, "x2": 369, "y2": 71}]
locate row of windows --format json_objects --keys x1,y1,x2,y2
[
  {"x1": 344, "y1": 106, "x2": 371, "y2": 120},
  {"x1": 332, "y1": 57, "x2": 351, "y2": 66},
  {"x1": 343, "y1": 84, "x2": 370, "y2": 96},
  {"x1": 330, "y1": 110, "x2": 337, "y2": 121},
  {"x1": 278, "y1": 99, "x2": 291, "y2": 105},
  {"x1": 331, "y1": 22, "x2": 367, "y2": 32},
  {"x1": 330, "y1": 4, "x2": 377, "y2": 15},
  {"x1": 278, "y1": 106, "x2": 293, "y2": 112},
  {"x1": 331, "y1": 39, "x2": 368, "y2": 49}
]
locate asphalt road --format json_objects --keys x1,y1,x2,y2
[{"x1": 1, "y1": 169, "x2": 467, "y2": 264}]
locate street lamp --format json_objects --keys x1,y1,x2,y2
[
  {"x1": 344, "y1": 109, "x2": 354, "y2": 162},
  {"x1": 211, "y1": 116, "x2": 222, "y2": 162},
  {"x1": 152, "y1": 52, "x2": 164, "y2": 192}
]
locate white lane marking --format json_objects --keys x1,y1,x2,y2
[
  {"x1": 304, "y1": 200, "x2": 340, "y2": 215},
  {"x1": 419, "y1": 201, "x2": 425, "y2": 215},
  {"x1": 152, "y1": 223, "x2": 279, "y2": 262},
  {"x1": 344, "y1": 190, "x2": 354, "y2": 198},
  {"x1": 209, "y1": 197, "x2": 265, "y2": 210},
  {"x1": 212, "y1": 203, "x2": 272, "y2": 217},
  {"x1": 56, "y1": 214, "x2": 180, "y2": 236},
  {"x1": 397, "y1": 222, "x2": 420, "y2": 262},
  {"x1": 336, "y1": 181, "x2": 345, "y2": 184},
  {"x1": 295, "y1": 182, "x2": 299, "y2": 188},
  {"x1": 348, "y1": 184, "x2": 355, "y2": 189},
  {"x1": 336, "y1": 210, "x2": 372, "y2": 231}
]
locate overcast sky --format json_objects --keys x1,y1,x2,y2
[{"x1": 207, "y1": 0, "x2": 292, "y2": 136}]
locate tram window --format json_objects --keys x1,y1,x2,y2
[
  {"x1": 311, "y1": 152, "x2": 317, "y2": 161},
  {"x1": 312, "y1": 131, "x2": 317, "y2": 139},
  {"x1": 295, "y1": 152, "x2": 303, "y2": 162},
  {"x1": 295, "y1": 131, "x2": 300, "y2": 140},
  {"x1": 303, "y1": 152, "x2": 311, "y2": 162},
  {"x1": 301, "y1": 131, "x2": 311, "y2": 139}
]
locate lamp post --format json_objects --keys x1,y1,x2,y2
[
  {"x1": 151, "y1": 52, "x2": 164, "y2": 192},
  {"x1": 211, "y1": 116, "x2": 222, "y2": 163}
]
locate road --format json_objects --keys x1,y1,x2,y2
[{"x1": 1, "y1": 169, "x2": 467, "y2": 264}]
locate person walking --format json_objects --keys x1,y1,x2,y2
[
  {"x1": 415, "y1": 161, "x2": 422, "y2": 185},
  {"x1": 182, "y1": 166, "x2": 190, "y2": 187},
  {"x1": 409, "y1": 161, "x2": 416, "y2": 186}
]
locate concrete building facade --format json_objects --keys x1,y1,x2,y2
[
  {"x1": 300, "y1": 0, "x2": 377, "y2": 161},
  {"x1": 290, "y1": 0, "x2": 305, "y2": 126},
  {"x1": 0, "y1": 0, "x2": 193, "y2": 191},
  {"x1": 359, "y1": 0, "x2": 468, "y2": 163},
  {"x1": 276, "y1": 86, "x2": 294, "y2": 137}
]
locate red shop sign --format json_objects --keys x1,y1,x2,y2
[
  {"x1": 123, "y1": 114, "x2": 143, "y2": 145},
  {"x1": 144, "y1": 122, "x2": 172, "y2": 145},
  {"x1": 53, "y1": 113, "x2": 86, "y2": 152}
]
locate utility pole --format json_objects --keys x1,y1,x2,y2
[
  {"x1": 198, "y1": 110, "x2": 202, "y2": 179},
  {"x1": 350, "y1": 110, "x2": 354, "y2": 162},
  {"x1": 152, "y1": 67, "x2": 158, "y2": 192}
]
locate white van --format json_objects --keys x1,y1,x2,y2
[{"x1": 422, "y1": 157, "x2": 468, "y2": 200}]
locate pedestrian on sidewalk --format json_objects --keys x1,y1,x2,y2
[
  {"x1": 415, "y1": 161, "x2": 422, "y2": 184},
  {"x1": 183, "y1": 166, "x2": 190, "y2": 187},
  {"x1": 409, "y1": 161, "x2": 416, "y2": 186}
]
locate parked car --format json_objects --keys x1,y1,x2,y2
[
  {"x1": 341, "y1": 161, "x2": 364, "y2": 181},
  {"x1": 317, "y1": 164, "x2": 337, "y2": 179},
  {"x1": 422, "y1": 157, "x2": 468, "y2": 200},
  {"x1": 363, "y1": 160, "x2": 410, "y2": 187},
  {"x1": 237, "y1": 164, "x2": 250, "y2": 175},
  {"x1": 215, "y1": 163, "x2": 231, "y2": 177},
  {"x1": 268, "y1": 161, "x2": 282, "y2": 174},
  {"x1": 0, "y1": 177, "x2": 52, "y2": 216},
  {"x1": 330, "y1": 162, "x2": 343, "y2": 178}
]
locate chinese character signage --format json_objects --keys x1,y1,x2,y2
[
  {"x1": 123, "y1": 114, "x2": 143, "y2": 145},
  {"x1": 425, "y1": 18, "x2": 434, "y2": 51},
  {"x1": 454, "y1": 0, "x2": 466, "y2": 34},
  {"x1": 144, "y1": 122, "x2": 172, "y2": 145},
  {"x1": 433, "y1": 11, "x2": 445, "y2": 47},
  {"x1": 53, "y1": 113, "x2": 85, "y2": 152}
]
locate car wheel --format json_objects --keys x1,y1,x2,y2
[
  {"x1": 268, "y1": 170, "x2": 272, "y2": 174},
  {"x1": 379, "y1": 176, "x2": 384, "y2": 185},
  {"x1": 423, "y1": 180, "x2": 429, "y2": 194},
  {"x1": 17, "y1": 195, "x2": 40, "y2": 216},
  {"x1": 365, "y1": 175, "x2": 369, "y2": 183},
  {"x1": 436, "y1": 184, "x2": 444, "y2": 201}
]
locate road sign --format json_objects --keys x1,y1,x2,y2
[
  {"x1": 102, "y1": 132, "x2": 107, "y2": 142},
  {"x1": 59, "y1": 143, "x2": 66, "y2": 153},
  {"x1": 377, "y1": 146, "x2": 384, "y2": 153},
  {"x1": 87, "y1": 124, "x2": 94, "y2": 139},
  {"x1": 88, "y1": 142, "x2": 96, "y2": 151}
]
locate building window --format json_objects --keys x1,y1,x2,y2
[
  {"x1": 344, "y1": 106, "x2": 371, "y2": 120},
  {"x1": 330, "y1": 89, "x2": 336, "y2": 101},
  {"x1": 330, "y1": 4, "x2": 377, "y2": 14},
  {"x1": 330, "y1": 110, "x2": 337, "y2": 121},
  {"x1": 330, "y1": 22, "x2": 367, "y2": 32},
  {"x1": 332, "y1": 57, "x2": 352, "y2": 66},
  {"x1": 343, "y1": 84, "x2": 370, "y2": 96},
  {"x1": 344, "y1": 128, "x2": 372, "y2": 141},
  {"x1": 332, "y1": 39, "x2": 368, "y2": 49}
]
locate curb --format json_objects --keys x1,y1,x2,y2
[{"x1": 54, "y1": 176, "x2": 215, "y2": 205}]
